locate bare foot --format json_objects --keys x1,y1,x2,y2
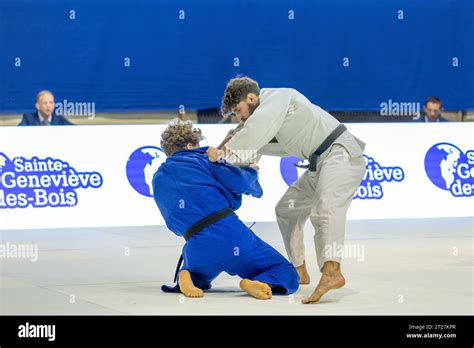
[
  {"x1": 301, "y1": 261, "x2": 345, "y2": 304},
  {"x1": 239, "y1": 279, "x2": 272, "y2": 300},
  {"x1": 178, "y1": 270, "x2": 204, "y2": 298},
  {"x1": 296, "y1": 261, "x2": 311, "y2": 284}
]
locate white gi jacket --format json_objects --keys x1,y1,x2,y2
[{"x1": 225, "y1": 88, "x2": 365, "y2": 163}]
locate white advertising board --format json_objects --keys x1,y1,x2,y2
[{"x1": 0, "y1": 123, "x2": 472, "y2": 229}]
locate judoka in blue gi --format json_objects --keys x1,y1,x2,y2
[{"x1": 152, "y1": 121, "x2": 299, "y2": 299}]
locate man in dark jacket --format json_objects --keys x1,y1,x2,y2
[
  {"x1": 18, "y1": 90, "x2": 74, "y2": 126},
  {"x1": 416, "y1": 96, "x2": 449, "y2": 122}
]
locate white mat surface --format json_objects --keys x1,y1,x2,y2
[{"x1": 1, "y1": 217, "x2": 472, "y2": 315}]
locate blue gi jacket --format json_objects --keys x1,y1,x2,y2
[{"x1": 152, "y1": 146, "x2": 262, "y2": 237}]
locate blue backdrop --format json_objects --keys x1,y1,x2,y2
[{"x1": 0, "y1": 0, "x2": 473, "y2": 113}]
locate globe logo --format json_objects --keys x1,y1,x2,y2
[
  {"x1": 0, "y1": 153, "x2": 8, "y2": 174},
  {"x1": 126, "y1": 146, "x2": 167, "y2": 197},
  {"x1": 280, "y1": 154, "x2": 404, "y2": 200},
  {"x1": 279, "y1": 157, "x2": 309, "y2": 186},
  {"x1": 424, "y1": 143, "x2": 463, "y2": 191}
]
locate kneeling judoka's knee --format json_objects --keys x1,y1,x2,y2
[
  {"x1": 286, "y1": 264, "x2": 300, "y2": 294},
  {"x1": 281, "y1": 261, "x2": 300, "y2": 285}
]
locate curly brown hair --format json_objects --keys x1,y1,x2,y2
[
  {"x1": 160, "y1": 120, "x2": 204, "y2": 156},
  {"x1": 221, "y1": 76, "x2": 260, "y2": 116}
]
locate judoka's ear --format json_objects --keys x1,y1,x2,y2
[
  {"x1": 186, "y1": 143, "x2": 199, "y2": 150},
  {"x1": 246, "y1": 93, "x2": 259, "y2": 104}
]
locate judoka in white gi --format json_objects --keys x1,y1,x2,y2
[{"x1": 208, "y1": 77, "x2": 366, "y2": 304}]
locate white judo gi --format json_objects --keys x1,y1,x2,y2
[{"x1": 224, "y1": 88, "x2": 366, "y2": 271}]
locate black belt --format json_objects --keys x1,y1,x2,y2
[
  {"x1": 172, "y1": 208, "x2": 235, "y2": 283},
  {"x1": 295, "y1": 123, "x2": 347, "y2": 172},
  {"x1": 183, "y1": 207, "x2": 234, "y2": 241}
]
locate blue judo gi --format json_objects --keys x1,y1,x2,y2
[{"x1": 152, "y1": 146, "x2": 299, "y2": 294}]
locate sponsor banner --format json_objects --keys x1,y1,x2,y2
[{"x1": 0, "y1": 123, "x2": 472, "y2": 230}]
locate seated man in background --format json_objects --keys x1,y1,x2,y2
[
  {"x1": 417, "y1": 96, "x2": 449, "y2": 122},
  {"x1": 153, "y1": 120, "x2": 299, "y2": 299},
  {"x1": 18, "y1": 90, "x2": 74, "y2": 126}
]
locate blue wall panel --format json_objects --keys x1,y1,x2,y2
[{"x1": 0, "y1": 0, "x2": 472, "y2": 113}]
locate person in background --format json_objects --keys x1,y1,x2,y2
[
  {"x1": 418, "y1": 96, "x2": 449, "y2": 122},
  {"x1": 18, "y1": 90, "x2": 74, "y2": 126}
]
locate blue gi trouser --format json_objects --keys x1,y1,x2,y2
[{"x1": 181, "y1": 214, "x2": 299, "y2": 295}]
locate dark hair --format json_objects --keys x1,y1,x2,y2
[
  {"x1": 36, "y1": 90, "x2": 54, "y2": 102},
  {"x1": 424, "y1": 96, "x2": 442, "y2": 107},
  {"x1": 221, "y1": 76, "x2": 260, "y2": 116},
  {"x1": 160, "y1": 120, "x2": 204, "y2": 156}
]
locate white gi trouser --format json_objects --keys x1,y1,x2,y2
[
  {"x1": 275, "y1": 141, "x2": 366, "y2": 271},
  {"x1": 224, "y1": 88, "x2": 367, "y2": 271}
]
